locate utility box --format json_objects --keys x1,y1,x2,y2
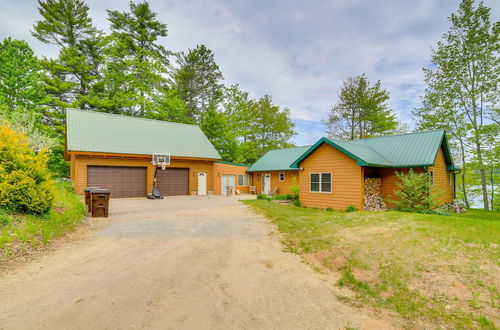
[
  {"x1": 91, "y1": 189, "x2": 111, "y2": 218},
  {"x1": 84, "y1": 187, "x2": 100, "y2": 214}
]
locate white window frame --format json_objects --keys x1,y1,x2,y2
[
  {"x1": 309, "y1": 172, "x2": 332, "y2": 193},
  {"x1": 448, "y1": 172, "x2": 453, "y2": 186},
  {"x1": 238, "y1": 174, "x2": 249, "y2": 187},
  {"x1": 429, "y1": 170, "x2": 434, "y2": 186},
  {"x1": 279, "y1": 173, "x2": 285, "y2": 182}
]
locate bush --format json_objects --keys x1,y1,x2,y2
[
  {"x1": 0, "y1": 124, "x2": 54, "y2": 214},
  {"x1": 293, "y1": 200, "x2": 302, "y2": 207},
  {"x1": 326, "y1": 207, "x2": 333, "y2": 212},
  {"x1": 289, "y1": 176, "x2": 300, "y2": 199},
  {"x1": 272, "y1": 194, "x2": 294, "y2": 200},
  {"x1": 257, "y1": 194, "x2": 266, "y2": 200},
  {"x1": 389, "y1": 169, "x2": 439, "y2": 213},
  {"x1": 344, "y1": 205, "x2": 358, "y2": 212}
]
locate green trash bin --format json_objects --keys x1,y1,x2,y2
[{"x1": 91, "y1": 189, "x2": 111, "y2": 218}]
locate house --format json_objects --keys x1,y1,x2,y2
[
  {"x1": 65, "y1": 109, "x2": 248, "y2": 198},
  {"x1": 247, "y1": 146, "x2": 311, "y2": 195},
  {"x1": 249, "y1": 130, "x2": 458, "y2": 210}
]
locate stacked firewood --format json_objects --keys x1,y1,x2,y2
[{"x1": 364, "y1": 178, "x2": 387, "y2": 211}]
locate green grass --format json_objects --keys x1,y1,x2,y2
[
  {"x1": 0, "y1": 181, "x2": 85, "y2": 262},
  {"x1": 243, "y1": 200, "x2": 500, "y2": 329}
]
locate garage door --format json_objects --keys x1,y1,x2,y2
[
  {"x1": 87, "y1": 166, "x2": 147, "y2": 198},
  {"x1": 156, "y1": 168, "x2": 189, "y2": 196}
]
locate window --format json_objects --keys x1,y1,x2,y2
[
  {"x1": 310, "y1": 173, "x2": 332, "y2": 193},
  {"x1": 279, "y1": 173, "x2": 285, "y2": 182},
  {"x1": 238, "y1": 174, "x2": 249, "y2": 186},
  {"x1": 449, "y1": 173, "x2": 453, "y2": 186},
  {"x1": 429, "y1": 171, "x2": 434, "y2": 186}
]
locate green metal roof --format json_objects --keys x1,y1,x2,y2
[
  {"x1": 66, "y1": 109, "x2": 221, "y2": 159},
  {"x1": 215, "y1": 161, "x2": 250, "y2": 167},
  {"x1": 291, "y1": 130, "x2": 456, "y2": 168},
  {"x1": 248, "y1": 145, "x2": 312, "y2": 172}
]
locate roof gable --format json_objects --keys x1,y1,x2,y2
[
  {"x1": 291, "y1": 130, "x2": 455, "y2": 168},
  {"x1": 248, "y1": 145, "x2": 312, "y2": 172},
  {"x1": 66, "y1": 109, "x2": 221, "y2": 159}
]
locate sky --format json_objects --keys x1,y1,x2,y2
[{"x1": 0, "y1": 0, "x2": 498, "y2": 146}]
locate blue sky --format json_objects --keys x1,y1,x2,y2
[{"x1": 1, "y1": 0, "x2": 498, "y2": 146}]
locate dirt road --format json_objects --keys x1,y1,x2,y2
[{"x1": 0, "y1": 196, "x2": 391, "y2": 329}]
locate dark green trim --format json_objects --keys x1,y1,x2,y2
[
  {"x1": 290, "y1": 138, "x2": 369, "y2": 168},
  {"x1": 247, "y1": 168, "x2": 299, "y2": 173},
  {"x1": 215, "y1": 160, "x2": 250, "y2": 167}
]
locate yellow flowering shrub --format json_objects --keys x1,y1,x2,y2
[{"x1": 0, "y1": 123, "x2": 54, "y2": 213}]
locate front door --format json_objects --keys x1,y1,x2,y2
[
  {"x1": 198, "y1": 172, "x2": 207, "y2": 195},
  {"x1": 221, "y1": 175, "x2": 235, "y2": 196},
  {"x1": 262, "y1": 174, "x2": 271, "y2": 195}
]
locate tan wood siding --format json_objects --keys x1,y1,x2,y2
[
  {"x1": 71, "y1": 153, "x2": 214, "y2": 196},
  {"x1": 429, "y1": 148, "x2": 454, "y2": 204},
  {"x1": 212, "y1": 163, "x2": 250, "y2": 194},
  {"x1": 298, "y1": 143, "x2": 363, "y2": 210},
  {"x1": 250, "y1": 171, "x2": 299, "y2": 195}
]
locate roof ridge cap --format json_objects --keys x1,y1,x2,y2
[
  {"x1": 350, "y1": 129, "x2": 445, "y2": 141},
  {"x1": 66, "y1": 108, "x2": 201, "y2": 128}
]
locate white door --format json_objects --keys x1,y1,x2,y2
[
  {"x1": 198, "y1": 172, "x2": 207, "y2": 195},
  {"x1": 262, "y1": 174, "x2": 271, "y2": 195},
  {"x1": 221, "y1": 175, "x2": 235, "y2": 196}
]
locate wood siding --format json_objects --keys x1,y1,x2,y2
[
  {"x1": 70, "y1": 153, "x2": 214, "y2": 196},
  {"x1": 250, "y1": 171, "x2": 299, "y2": 195},
  {"x1": 298, "y1": 143, "x2": 364, "y2": 210},
  {"x1": 212, "y1": 163, "x2": 250, "y2": 194},
  {"x1": 429, "y1": 148, "x2": 455, "y2": 204}
]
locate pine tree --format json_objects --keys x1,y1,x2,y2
[
  {"x1": 174, "y1": 45, "x2": 224, "y2": 122},
  {"x1": 325, "y1": 75, "x2": 397, "y2": 140},
  {"x1": 105, "y1": 1, "x2": 169, "y2": 117}
]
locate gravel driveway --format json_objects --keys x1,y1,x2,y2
[{"x1": 0, "y1": 195, "x2": 391, "y2": 329}]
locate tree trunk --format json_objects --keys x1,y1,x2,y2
[
  {"x1": 473, "y1": 137, "x2": 489, "y2": 210},
  {"x1": 458, "y1": 138, "x2": 470, "y2": 208}
]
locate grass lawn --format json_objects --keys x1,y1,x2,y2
[
  {"x1": 243, "y1": 200, "x2": 500, "y2": 329},
  {"x1": 0, "y1": 181, "x2": 85, "y2": 263}
]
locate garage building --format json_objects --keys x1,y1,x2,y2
[{"x1": 66, "y1": 109, "x2": 248, "y2": 198}]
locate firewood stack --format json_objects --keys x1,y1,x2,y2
[{"x1": 364, "y1": 178, "x2": 387, "y2": 211}]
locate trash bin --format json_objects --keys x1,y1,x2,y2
[
  {"x1": 91, "y1": 189, "x2": 111, "y2": 218},
  {"x1": 84, "y1": 187, "x2": 100, "y2": 213}
]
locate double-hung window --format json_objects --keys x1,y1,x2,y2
[
  {"x1": 310, "y1": 173, "x2": 332, "y2": 193},
  {"x1": 279, "y1": 173, "x2": 285, "y2": 182},
  {"x1": 429, "y1": 171, "x2": 434, "y2": 186},
  {"x1": 238, "y1": 174, "x2": 249, "y2": 187}
]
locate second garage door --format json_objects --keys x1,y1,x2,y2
[
  {"x1": 156, "y1": 168, "x2": 189, "y2": 196},
  {"x1": 87, "y1": 166, "x2": 147, "y2": 198}
]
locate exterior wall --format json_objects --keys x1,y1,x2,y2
[
  {"x1": 428, "y1": 148, "x2": 455, "y2": 204},
  {"x1": 250, "y1": 171, "x2": 299, "y2": 195},
  {"x1": 298, "y1": 143, "x2": 364, "y2": 210},
  {"x1": 212, "y1": 162, "x2": 250, "y2": 194},
  {"x1": 370, "y1": 147, "x2": 454, "y2": 208},
  {"x1": 377, "y1": 167, "x2": 424, "y2": 208},
  {"x1": 71, "y1": 153, "x2": 215, "y2": 196}
]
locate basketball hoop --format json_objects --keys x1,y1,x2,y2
[{"x1": 152, "y1": 153, "x2": 170, "y2": 170}]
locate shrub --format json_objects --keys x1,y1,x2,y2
[
  {"x1": 389, "y1": 169, "x2": 439, "y2": 213},
  {"x1": 326, "y1": 207, "x2": 333, "y2": 212},
  {"x1": 0, "y1": 124, "x2": 54, "y2": 214},
  {"x1": 289, "y1": 176, "x2": 300, "y2": 199},
  {"x1": 272, "y1": 194, "x2": 295, "y2": 200},
  {"x1": 257, "y1": 194, "x2": 266, "y2": 200},
  {"x1": 293, "y1": 200, "x2": 302, "y2": 207},
  {"x1": 344, "y1": 205, "x2": 358, "y2": 212}
]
